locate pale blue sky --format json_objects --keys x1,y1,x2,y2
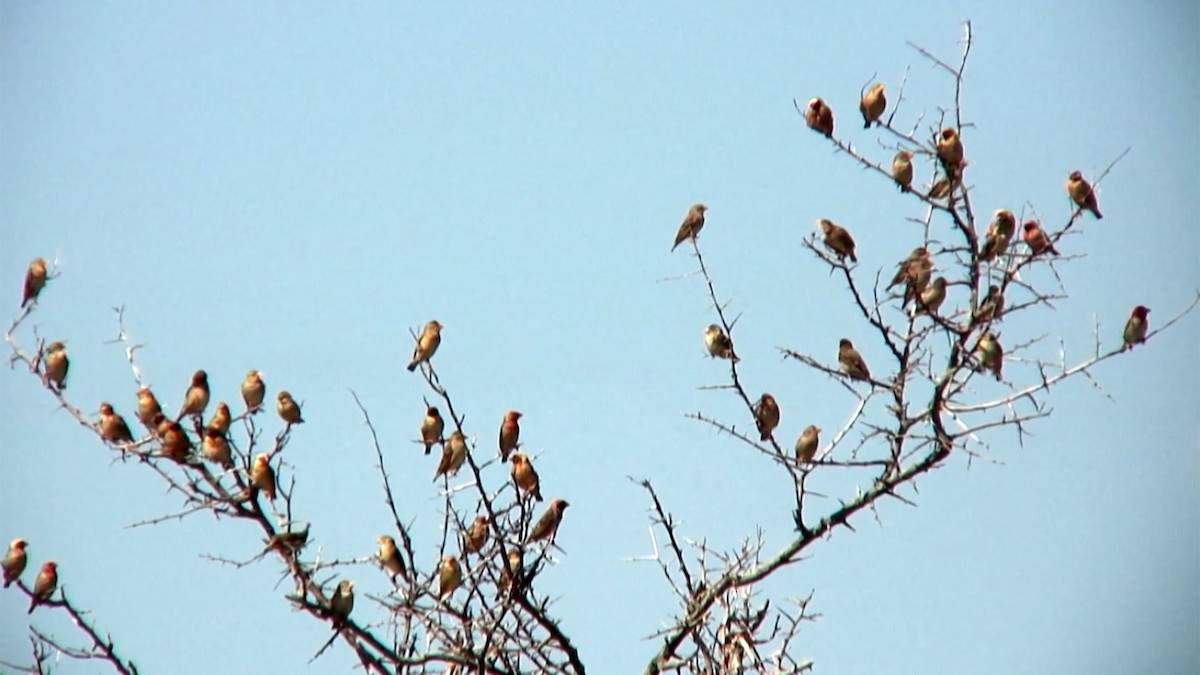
[{"x1": 2, "y1": 2, "x2": 1197, "y2": 673}]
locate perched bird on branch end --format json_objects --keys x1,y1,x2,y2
[
  {"x1": 805, "y1": 98, "x2": 834, "y2": 137},
  {"x1": 498, "y1": 410, "x2": 521, "y2": 462},
  {"x1": 860, "y1": 83, "x2": 886, "y2": 128},
  {"x1": 511, "y1": 452, "x2": 544, "y2": 502},
  {"x1": 891, "y1": 151, "x2": 914, "y2": 192},
  {"x1": 27, "y1": 561, "x2": 57, "y2": 614},
  {"x1": 795, "y1": 425, "x2": 821, "y2": 464},
  {"x1": 1022, "y1": 221, "x2": 1059, "y2": 257},
  {"x1": 43, "y1": 341, "x2": 69, "y2": 391},
  {"x1": 21, "y1": 258, "x2": 48, "y2": 308},
  {"x1": 818, "y1": 219, "x2": 857, "y2": 263},
  {"x1": 177, "y1": 370, "x2": 210, "y2": 421},
  {"x1": 407, "y1": 321, "x2": 443, "y2": 372},
  {"x1": 753, "y1": 393, "x2": 780, "y2": 442},
  {"x1": 704, "y1": 324, "x2": 737, "y2": 361},
  {"x1": 838, "y1": 339, "x2": 872, "y2": 382},
  {"x1": 936, "y1": 128, "x2": 964, "y2": 172},
  {"x1": 671, "y1": 203, "x2": 708, "y2": 252},
  {"x1": 1123, "y1": 306, "x2": 1150, "y2": 350},
  {"x1": 1067, "y1": 171, "x2": 1103, "y2": 219},
  {"x1": 421, "y1": 405, "x2": 445, "y2": 455},
  {"x1": 528, "y1": 498, "x2": 570, "y2": 543},
  {"x1": 2, "y1": 539, "x2": 27, "y2": 588},
  {"x1": 241, "y1": 370, "x2": 266, "y2": 413},
  {"x1": 277, "y1": 391, "x2": 304, "y2": 425}
]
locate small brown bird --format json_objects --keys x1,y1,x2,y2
[
  {"x1": 329, "y1": 580, "x2": 354, "y2": 630},
  {"x1": 910, "y1": 277, "x2": 948, "y2": 317},
  {"x1": 889, "y1": 247, "x2": 933, "y2": 307},
  {"x1": 421, "y1": 405, "x2": 445, "y2": 455},
  {"x1": 1123, "y1": 306, "x2": 1150, "y2": 350},
  {"x1": 502, "y1": 547, "x2": 525, "y2": 592},
  {"x1": 1067, "y1": 171, "x2": 1103, "y2": 219},
  {"x1": 528, "y1": 498, "x2": 570, "y2": 543},
  {"x1": 753, "y1": 393, "x2": 780, "y2": 442},
  {"x1": 671, "y1": 203, "x2": 709, "y2": 252},
  {"x1": 703, "y1": 324, "x2": 736, "y2": 360},
  {"x1": 251, "y1": 453, "x2": 277, "y2": 502},
  {"x1": 2, "y1": 538, "x2": 27, "y2": 588},
  {"x1": 177, "y1": 370, "x2": 210, "y2": 421},
  {"x1": 818, "y1": 219, "x2": 857, "y2": 263},
  {"x1": 266, "y1": 523, "x2": 310, "y2": 555},
  {"x1": 434, "y1": 430, "x2": 468, "y2": 481},
  {"x1": 376, "y1": 535, "x2": 408, "y2": 582},
  {"x1": 498, "y1": 410, "x2": 522, "y2": 462},
  {"x1": 510, "y1": 452, "x2": 544, "y2": 502},
  {"x1": 406, "y1": 320, "x2": 444, "y2": 372},
  {"x1": 438, "y1": 555, "x2": 462, "y2": 598},
  {"x1": 463, "y1": 516, "x2": 489, "y2": 555},
  {"x1": 976, "y1": 285, "x2": 1005, "y2": 323},
  {"x1": 202, "y1": 428, "x2": 232, "y2": 468},
  {"x1": 206, "y1": 402, "x2": 231, "y2": 435},
  {"x1": 160, "y1": 420, "x2": 193, "y2": 463},
  {"x1": 891, "y1": 151, "x2": 914, "y2": 192},
  {"x1": 979, "y1": 209, "x2": 1017, "y2": 262},
  {"x1": 276, "y1": 391, "x2": 304, "y2": 425},
  {"x1": 21, "y1": 258, "x2": 49, "y2": 308},
  {"x1": 795, "y1": 425, "x2": 821, "y2": 464},
  {"x1": 936, "y1": 128, "x2": 964, "y2": 171},
  {"x1": 151, "y1": 412, "x2": 172, "y2": 439},
  {"x1": 838, "y1": 339, "x2": 871, "y2": 382},
  {"x1": 976, "y1": 332, "x2": 1004, "y2": 381},
  {"x1": 43, "y1": 341, "x2": 69, "y2": 390},
  {"x1": 1022, "y1": 221, "x2": 1059, "y2": 256},
  {"x1": 805, "y1": 98, "x2": 834, "y2": 137},
  {"x1": 859, "y1": 83, "x2": 886, "y2": 128},
  {"x1": 241, "y1": 370, "x2": 266, "y2": 413},
  {"x1": 27, "y1": 561, "x2": 57, "y2": 613},
  {"x1": 99, "y1": 403, "x2": 135, "y2": 445},
  {"x1": 136, "y1": 387, "x2": 163, "y2": 430}
]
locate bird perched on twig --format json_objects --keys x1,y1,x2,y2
[
  {"x1": 859, "y1": 83, "x2": 886, "y2": 128},
  {"x1": 804, "y1": 98, "x2": 834, "y2": 137},
  {"x1": 407, "y1": 321, "x2": 444, "y2": 372},
  {"x1": 671, "y1": 204, "x2": 708, "y2": 252},
  {"x1": 1067, "y1": 171, "x2": 1103, "y2": 219}
]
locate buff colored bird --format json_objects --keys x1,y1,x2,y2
[
  {"x1": 1067, "y1": 171, "x2": 1103, "y2": 219},
  {"x1": 795, "y1": 425, "x2": 820, "y2": 464},
  {"x1": 838, "y1": 339, "x2": 871, "y2": 382},
  {"x1": 804, "y1": 98, "x2": 834, "y2": 137},
  {"x1": 27, "y1": 561, "x2": 58, "y2": 613},
  {"x1": 277, "y1": 391, "x2": 304, "y2": 425},
  {"x1": 99, "y1": 403, "x2": 134, "y2": 445},
  {"x1": 498, "y1": 410, "x2": 521, "y2": 462},
  {"x1": 528, "y1": 499, "x2": 569, "y2": 543},
  {"x1": 241, "y1": 370, "x2": 266, "y2": 413},
  {"x1": 136, "y1": 387, "x2": 163, "y2": 430},
  {"x1": 329, "y1": 580, "x2": 354, "y2": 630},
  {"x1": 1123, "y1": 306, "x2": 1150, "y2": 350},
  {"x1": 160, "y1": 421, "x2": 193, "y2": 463},
  {"x1": 502, "y1": 547, "x2": 525, "y2": 592},
  {"x1": 177, "y1": 370, "x2": 210, "y2": 421},
  {"x1": 377, "y1": 535, "x2": 408, "y2": 582},
  {"x1": 43, "y1": 341, "x2": 69, "y2": 390},
  {"x1": 251, "y1": 453, "x2": 277, "y2": 502},
  {"x1": 671, "y1": 204, "x2": 708, "y2": 252},
  {"x1": 859, "y1": 83, "x2": 886, "y2": 128},
  {"x1": 976, "y1": 285, "x2": 1005, "y2": 323},
  {"x1": 979, "y1": 209, "x2": 1017, "y2": 262},
  {"x1": 703, "y1": 325, "x2": 736, "y2": 361},
  {"x1": 434, "y1": 430, "x2": 468, "y2": 481},
  {"x1": 818, "y1": 219, "x2": 857, "y2": 263},
  {"x1": 888, "y1": 247, "x2": 933, "y2": 307},
  {"x1": 2, "y1": 539, "x2": 27, "y2": 588},
  {"x1": 406, "y1": 321, "x2": 443, "y2": 372},
  {"x1": 202, "y1": 428, "x2": 232, "y2": 468},
  {"x1": 206, "y1": 402, "x2": 231, "y2": 435},
  {"x1": 910, "y1": 277, "x2": 948, "y2": 317},
  {"x1": 438, "y1": 556, "x2": 462, "y2": 598},
  {"x1": 21, "y1": 258, "x2": 48, "y2": 308},
  {"x1": 421, "y1": 405, "x2": 445, "y2": 455},
  {"x1": 510, "y1": 452, "x2": 544, "y2": 502},
  {"x1": 1022, "y1": 221, "x2": 1059, "y2": 256},
  {"x1": 463, "y1": 516, "x2": 489, "y2": 556},
  {"x1": 892, "y1": 151, "x2": 914, "y2": 192},
  {"x1": 976, "y1": 332, "x2": 1004, "y2": 381},
  {"x1": 936, "y1": 128, "x2": 964, "y2": 171},
  {"x1": 753, "y1": 394, "x2": 780, "y2": 442}
]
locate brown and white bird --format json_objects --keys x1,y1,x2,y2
[
  {"x1": 177, "y1": 370, "x2": 210, "y2": 421},
  {"x1": 910, "y1": 277, "x2": 948, "y2": 317},
  {"x1": 434, "y1": 430, "x2": 468, "y2": 481},
  {"x1": 21, "y1": 258, "x2": 48, "y2": 308},
  {"x1": 1123, "y1": 306, "x2": 1150, "y2": 350},
  {"x1": 510, "y1": 452, "x2": 544, "y2": 502},
  {"x1": 859, "y1": 83, "x2": 886, "y2": 128},
  {"x1": 241, "y1": 370, "x2": 265, "y2": 413},
  {"x1": 979, "y1": 209, "x2": 1017, "y2": 261},
  {"x1": 136, "y1": 387, "x2": 163, "y2": 430},
  {"x1": 671, "y1": 203, "x2": 708, "y2": 252},
  {"x1": 421, "y1": 405, "x2": 445, "y2": 455},
  {"x1": 27, "y1": 561, "x2": 57, "y2": 613},
  {"x1": 202, "y1": 428, "x2": 232, "y2": 468},
  {"x1": 463, "y1": 516, "x2": 489, "y2": 556},
  {"x1": 889, "y1": 247, "x2": 933, "y2": 307},
  {"x1": 277, "y1": 391, "x2": 304, "y2": 425},
  {"x1": 43, "y1": 341, "x2": 69, "y2": 390},
  {"x1": 1067, "y1": 171, "x2": 1103, "y2": 219},
  {"x1": 838, "y1": 339, "x2": 871, "y2": 382},
  {"x1": 891, "y1": 151, "x2": 914, "y2": 192},
  {"x1": 795, "y1": 425, "x2": 820, "y2": 464},
  {"x1": 804, "y1": 98, "x2": 834, "y2": 137},
  {"x1": 2, "y1": 539, "x2": 27, "y2": 588},
  {"x1": 438, "y1": 556, "x2": 462, "y2": 598},
  {"x1": 99, "y1": 403, "x2": 135, "y2": 445},
  {"x1": 703, "y1": 324, "x2": 736, "y2": 360},
  {"x1": 251, "y1": 453, "x2": 277, "y2": 502},
  {"x1": 528, "y1": 498, "x2": 570, "y2": 543},
  {"x1": 498, "y1": 410, "x2": 522, "y2": 462},
  {"x1": 818, "y1": 219, "x2": 857, "y2": 263},
  {"x1": 976, "y1": 285, "x2": 1005, "y2": 323},
  {"x1": 976, "y1": 332, "x2": 1004, "y2": 381},
  {"x1": 753, "y1": 393, "x2": 780, "y2": 442},
  {"x1": 936, "y1": 128, "x2": 964, "y2": 171},
  {"x1": 1022, "y1": 221, "x2": 1059, "y2": 256},
  {"x1": 376, "y1": 535, "x2": 408, "y2": 582},
  {"x1": 407, "y1": 320, "x2": 444, "y2": 372},
  {"x1": 206, "y1": 402, "x2": 231, "y2": 435},
  {"x1": 329, "y1": 580, "x2": 354, "y2": 630}
]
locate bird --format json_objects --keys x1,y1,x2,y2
[
  {"x1": 498, "y1": 411, "x2": 522, "y2": 462},
  {"x1": 976, "y1": 285, "x2": 1005, "y2": 323},
  {"x1": 838, "y1": 339, "x2": 871, "y2": 382},
  {"x1": 406, "y1": 320, "x2": 443, "y2": 372},
  {"x1": 795, "y1": 425, "x2": 820, "y2": 464},
  {"x1": 1022, "y1": 221, "x2": 1059, "y2": 256},
  {"x1": 891, "y1": 151, "x2": 914, "y2": 192},
  {"x1": 206, "y1": 402, "x2": 231, "y2": 435},
  {"x1": 463, "y1": 516, "x2": 489, "y2": 556},
  {"x1": 502, "y1": 547, "x2": 525, "y2": 593},
  {"x1": 251, "y1": 453, "x2": 277, "y2": 502},
  {"x1": 99, "y1": 403, "x2": 135, "y2": 445},
  {"x1": 438, "y1": 556, "x2": 462, "y2": 598},
  {"x1": 27, "y1": 561, "x2": 57, "y2": 613},
  {"x1": 277, "y1": 391, "x2": 304, "y2": 425},
  {"x1": 241, "y1": 370, "x2": 266, "y2": 413},
  {"x1": 671, "y1": 204, "x2": 708, "y2": 252},
  {"x1": 818, "y1": 219, "x2": 857, "y2": 262},
  {"x1": 202, "y1": 428, "x2": 232, "y2": 468},
  {"x1": 421, "y1": 405, "x2": 445, "y2": 455},
  {"x1": 528, "y1": 498, "x2": 570, "y2": 543},
  {"x1": 976, "y1": 332, "x2": 1004, "y2": 381},
  {"x1": 329, "y1": 580, "x2": 354, "y2": 630},
  {"x1": 753, "y1": 394, "x2": 780, "y2": 442},
  {"x1": 1123, "y1": 306, "x2": 1150, "y2": 350},
  {"x1": 376, "y1": 535, "x2": 408, "y2": 582},
  {"x1": 510, "y1": 452, "x2": 544, "y2": 502},
  {"x1": 136, "y1": 387, "x2": 163, "y2": 430},
  {"x1": 21, "y1": 258, "x2": 48, "y2": 308},
  {"x1": 910, "y1": 277, "x2": 948, "y2": 317},
  {"x1": 266, "y1": 524, "x2": 310, "y2": 556},
  {"x1": 703, "y1": 324, "x2": 736, "y2": 361},
  {"x1": 860, "y1": 83, "x2": 886, "y2": 128},
  {"x1": 936, "y1": 128, "x2": 964, "y2": 171},
  {"x1": 890, "y1": 247, "x2": 934, "y2": 307},
  {"x1": 434, "y1": 430, "x2": 468, "y2": 481},
  {"x1": 979, "y1": 209, "x2": 1017, "y2": 261},
  {"x1": 160, "y1": 420, "x2": 193, "y2": 463},
  {"x1": 2, "y1": 538, "x2": 27, "y2": 588},
  {"x1": 1067, "y1": 171, "x2": 1103, "y2": 219},
  {"x1": 804, "y1": 98, "x2": 834, "y2": 137},
  {"x1": 177, "y1": 370, "x2": 210, "y2": 421},
  {"x1": 43, "y1": 341, "x2": 69, "y2": 390}
]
